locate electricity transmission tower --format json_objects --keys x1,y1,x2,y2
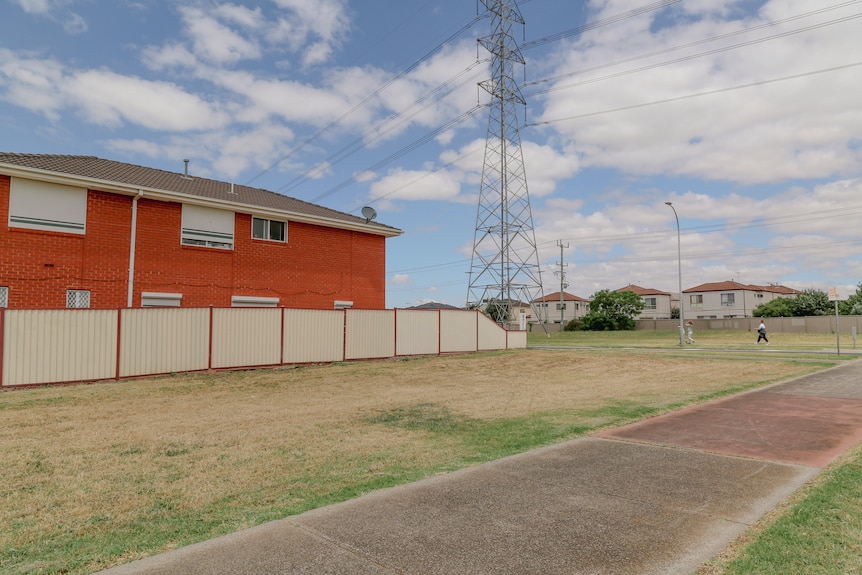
[{"x1": 467, "y1": 0, "x2": 545, "y2": 328}]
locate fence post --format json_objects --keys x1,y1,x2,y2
[
  {"x1": 115, "y1": 309, "x2": 122, "y2": 380},
  {"x1": 0, "y1": 308, "x2": 5, "y2": 388}
]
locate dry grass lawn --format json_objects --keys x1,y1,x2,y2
[{"x1": 0, "y1": 348, "x2": 837, "y2": 574}]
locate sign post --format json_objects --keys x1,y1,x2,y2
[{"x1": 828, "y1": 287, "x2": 842, "y2": 355}]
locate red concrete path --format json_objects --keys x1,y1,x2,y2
[{"x1": 597, "y1": 363, "x2": 862, "y2": 467}]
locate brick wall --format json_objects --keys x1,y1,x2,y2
[{"x1": 0, "y1": 175, "x2": 387, "y2": 309}]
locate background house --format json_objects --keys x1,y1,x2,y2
[
  {"x1": 533, "y1": 291, "x2": 590, "y2": 324},
  {"x1": 616, "y1": 285, "x2": 673, "y2": 319},
  {"x1": 683, "y1": 281, "x2": 799, "y2": 318},
  {"x1": 0, "y1": 154, "x2": 401, "y2": 310}
]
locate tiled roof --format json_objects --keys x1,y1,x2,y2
[
  {"x1": 0, "y1": 153, "x2": 401, "y2": 237},
  {"x1": 533, "y1": 291, "x2": 590, "y2": 302},
  {"x1": 616, "y1": 284, "x2": 671, "y2": 296},
  {"x1": 684, "y1": 281, "x2": 799, "y2": 294}
]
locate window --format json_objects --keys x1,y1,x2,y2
[
  {"x1": 721, "y1": 293, "x2": 735, "y2": 306},
  {"x1": 643, "y1": 297, "x2": 657, "y2": 310},
  {"x1": 252, "y1": 217, "x2": 287, "y2": 242},
  {"x1": 141, "y1": 292, "x2": 182, "y2": 307},
  {"x1": 690, "y1": 294, "x2": 703, "y2": 308},
  {"x1": 181, "y1": 204, "x2": 234, "y2": 249},
  {"x1": 555, "y1": 303, "x2": 567, "y2": 310},
  {"x1": 9, "y1": 177, "x2": 86, "y2": 234},
  {"x1": 0, "y1": 286, "x2": 8, "y2": 308},
  {"x1": 66, "y1": 290, "x2": 90, "y2": 308}
]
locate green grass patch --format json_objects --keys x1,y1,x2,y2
[{"x1": 714, "y1": 446, "x2": 862, "y2": 575}]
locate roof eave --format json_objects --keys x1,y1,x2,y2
[{"x1": 0, "y1": 162, "x2": 402, "y2": 238}]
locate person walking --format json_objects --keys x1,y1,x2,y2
[
  {"x1": 685, "y1": 320, "x2": 695, "y2": 344},
  {"x1": 756, "y1": 320, "x2": 769, "y2": 344}
]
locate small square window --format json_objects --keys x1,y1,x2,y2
[
  {"x1": 252, "y1": 217, "x2": 287, "y2": 242},
  {"x1": 66, "y1": 290, "x2": 90, "y2": 308}
]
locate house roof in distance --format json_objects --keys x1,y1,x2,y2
[
  {"x1": 406, "y1": 302, "x2": 462, "y2": 310},
  {"x1": 533, "y1": 291, "x2": 590, "y2": 302},
  {"x1": 615, "y1": 284, "x2": 671, "y2": 296},
  {"x1": 0, "y1": 153, "x2": 402, "y2": 238},
  {"x1": 684, "y1": 280, "x2": 800, "y2": 294}
]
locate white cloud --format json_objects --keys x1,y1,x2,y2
[
  {"x1": 537, "y1": 0, "x2": 862, "y2": 184},
  {"x1": 11, "y1": 0, "x2": 87, "y2": 33},
  {"x1": 391, "y1": 273, "x2": 412, "y2": 285},
  {"x1": 179, "y1": 6, "x2": 262, "y2": 65},
  {"x1": 0, "y1": 49, "x2": 66, "y2": 120},
  {"x1": 67, "y1": 70, "x2": 230, "y2": 130}
]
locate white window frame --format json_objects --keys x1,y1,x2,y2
[
  {"x1": 181, "y1": 204, "x2": 234, "y2": 249},
  {"x1": 0, "y1": 286, "x2": 8, "y2": 308},
  {"x1": 252, "y1": 217, "x2": 287, "y2": 242},
  {"x1": 721, "y1": 293, "x2": 736, "y2": 307},
  {"x1": 66, "y1": 290, "x2": 90, "y2": 308},
  {"x1": 690, "y1": 294, "x2": 703, "y2": 308},
  {"x1": 9, "y1": 177, "x2": 87, "y2": 234},
  {"x1": 555, "y1": 303, "x2": 567, "y2": 311},
  {"x1": 141, "y1": 292, "x2": 182, "y2": 307},
  {"x1": 643, "y1": 297, "x2": 657, "y2": 310}
]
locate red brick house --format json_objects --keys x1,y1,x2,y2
[{"x1": 0, "y1": 154, "x2": 401, "y2": 310}]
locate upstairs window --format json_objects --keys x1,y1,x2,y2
[
  {"x1": 252, "y1": 217, "x2": 287, "y2": 242},
  {"x1": 0, "y1": 286, "x2": 8, "y2": 308},
  {"x1": 181, "y1": 204, "x2": 234, "y2": 249},
  {"x1": 66, "y1": 290, "x2": 90, "y2": 308},
  {"x1": 9, "y1": 177, "x2": 86, "y2": 234},
  {"x1": 690, "y1": 294, "x2": 703, "y2": 308},
  {"x1": 721, "y1": 293, "x2": 736, "y2": 306},
  {"x1": 643, "y1": 297, "x2": 657, "y2": 310}
]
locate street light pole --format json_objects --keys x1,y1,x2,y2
[{"x1": 665, "y1": 202, "x2": 685, "y2": 346}]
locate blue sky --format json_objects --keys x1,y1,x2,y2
[{"x1": 2, "y1": 0, "x2": 861, "y2": 308}]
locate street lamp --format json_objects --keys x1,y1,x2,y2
[{"x1": 665, "y1": 202, "x2": 685, "y2": 346}]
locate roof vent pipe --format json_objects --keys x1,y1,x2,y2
[{"x1": 183, "y1": 159, "x2": 189, "y2": 176}]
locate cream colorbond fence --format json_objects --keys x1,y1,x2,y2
[{"x1": 0, "y1": 307, "x2": 525, "y2": 387}]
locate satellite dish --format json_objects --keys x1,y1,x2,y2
[{"x1": 361, "y1": 206, "x2": 377, "y2": 222}]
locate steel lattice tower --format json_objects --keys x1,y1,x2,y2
[{"x1": 467, "y1": 0, "x2": 544, "y2": 326}]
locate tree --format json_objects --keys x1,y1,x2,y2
[
  {"x1": 483, "y1": 299, "x2": 510, "y2": 324},
  {"x1": 791, "y1": 288, "x2": 831, "y2": 316},
  {"x1": 753, "y1": 289, "x2": 832, "y2": 317},
  {"x1": 581, "y1": 289, "x2": 644, "y2": 331},
  {"x1": 753, "y1": 297, "x2": 795, "y2": 317},
  {"x1": 839, "y1": 283, "x2": 862, "y2": 315}
]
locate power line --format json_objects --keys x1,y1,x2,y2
[
  {"x1": 523, "y1": 12, "x2": 862, "y2": 99},
  {"x1": 524, "y1": 0, "x2": 862, "y2": 87},
  {"x1": 526, "y1": 61, "x2": 862, "y2": 127},
  {"x1": 243, "y1": 13, "x2": 486, "y2": 187}
]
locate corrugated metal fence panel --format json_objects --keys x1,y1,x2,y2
[
  {"x1": 345, "y1": 309, "x2": 395, "y2": 360},
  {"x1": 211, "y1": 308, "x2": 282, "y2": 369},
  {"x1": 119, "y1": 308, "x2": 209, "y2": 377},
  {"x1": 507, "y1": 330, "x2": 527, "y2": 349},
  {"x1": 2, "y1": 309, "x2": 117, "y2": 386},
  {"x1": 395, "y1": 309, "x2": 439, "y2": 356},
  {"x1": 283, "y1": 309, "x2": 344, "y2": 364},
  {"x1": 477, "y1": 312, "x2": 507, "y2": 350},
  {"x1": 440, "y1": 309, "x2": 478, "y2": 353}
]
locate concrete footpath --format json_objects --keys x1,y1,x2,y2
[{"x1": 97, "y1": 359, "x2": 862, "y2": 575}]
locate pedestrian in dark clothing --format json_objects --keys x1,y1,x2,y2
[{"x1": 756, "y1": 320, "x2": 768, "y2": 344}]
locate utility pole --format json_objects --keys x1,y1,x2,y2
[
  {"x1": 467, "y1": 0, "x2": 545, "y2": 331},
  {"x1": 555, "y1": 240, "x2": 569, "y2": 325}
]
